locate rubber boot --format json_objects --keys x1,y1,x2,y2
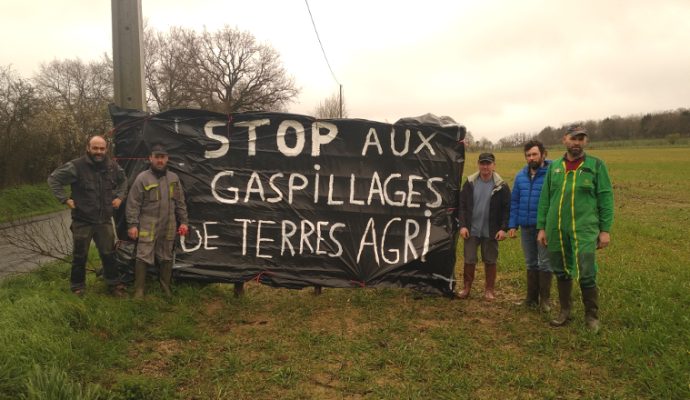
[
  {"x1": 159, "y1": 260, "x2": 173, "y2": 298},
  {"x1": 550, "y1": 279, "x2": 573, "y2": 326},
  {"x1": 133, "y1": 260, "x2": 148, "y2": 299},
  {"x1": 582, "y1": 286, "x2": 600, "y2": 333},
  {"x1": 538, "y1": 271, "x2": 553, "y2": 313},
  {"x1": 484, "y1": 263, "x2": 497, "y2": 301},
  {"x1": 457, "y1": 263, "x2": 476, "y2": 299},
  {"x1": 516, "y1": 270, "x2": 539, "y2": 307}
]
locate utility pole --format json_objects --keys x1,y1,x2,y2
[
  {"x1": 111, "y1": 0, "x2": 146, "y2": 111},
  {"x1": 339, "y1": 84, "x2": 343, "y2": 118}
]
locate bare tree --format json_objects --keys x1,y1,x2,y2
[
  {"x1": 0, "y1": 66, "x2": 42, "y2": 187},
  {"x1": 475, "y1": 137, "x2": 494, "y2": 151},
  {"x1": 463, "y1": 131, "x2": 475, "y2": 149},
  {"x1": 144, "y1": 26, "x2": 198, "y2": 112},
  {"x1": 312, "y1": 91, "x2": 347, "y2": 119},
  {"x1": 33, "y1": 57, "x2": 113, "y2": 153},
  {"x1": 497, "y1": 132, "x2": 534, "y2": 149},
  {"x1": 189, "y1": 26, "x2": 299, "y2": 113},
  {"x1": 0, "y1": 211, "x2": 73, "y2": 273}
]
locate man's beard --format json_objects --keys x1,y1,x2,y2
[
  {"x1": 567, "y1": 146, "x2": 583, "y2": 158},
  {"x1": 87, "y1": 152, "x2": 105, "y2": 164},
  {"x1": 528, "y1": 160, "x2": 541, "y2": 170},
  {"x1": 151, "y1": 164, "x2": 167, "y2": 176}
]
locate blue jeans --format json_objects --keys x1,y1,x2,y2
[{"x1": 520, "y1": 226, "x2": 551, "y2": 272}]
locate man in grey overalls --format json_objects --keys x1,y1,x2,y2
[{"x1": 126, "y1": 144, "x2": 188, "y2": 298}]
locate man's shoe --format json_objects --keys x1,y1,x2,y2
[{"x1": 109, "y1": 283, "x2": 128, "y2": 298}]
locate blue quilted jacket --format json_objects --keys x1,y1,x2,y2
[{"x1": 508, "y1": 160, "x2": 551, "y2": 229}]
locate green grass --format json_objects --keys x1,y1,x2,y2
[
  {"x1": 0, "y1": 183, "x2": 64, "y2": 223},
  {"x1": 1, "y1": 146, "x2": 689, "y2": 399}
]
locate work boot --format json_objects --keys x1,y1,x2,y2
[
  {"x1": 457, "y1": 263, "x2": 476, "y2": 299},
  {"x1": 516, "y1": 270, "x2": 540, "y2": 307},
  {"x1": 550, "y1": 279, "x2": 573, "y2": 326},
  {"x1": 582, "y1": 286, "x2": 600, "y2": 333},
  {"x1": 133, "y1": 260, "x2": 148, "y2": 299},
  {"x1": 484, "y1": 263, "x2": 497, "y2": 301},
  {"x1": 109, "y1": 283, "x2": 128, "y2": 298},
  {"x1": 538, "y1": 271, "x2": 553, "y2": 313},
  {"x1": 159, "y1": 260, "x2": 173, "y2": 298}
]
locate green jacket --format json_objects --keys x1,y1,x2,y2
[{"x1": 537, "y1": 153, "x2": 614, "y2": 252}]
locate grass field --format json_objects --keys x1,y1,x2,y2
[
  {"x1": 0, "y1": 183, "x2": 64, "y2": 223},
  {"x1": 1, "y1": 147, "x2": 689, "y2": 399}
]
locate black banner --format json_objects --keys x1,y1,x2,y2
[{"x1": 111, "y1": 107, "x2": 465, "y2": 295}]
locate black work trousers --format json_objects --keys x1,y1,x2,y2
[{"x1": 70, "y1": 220, "x2": 120, "y2": 291}]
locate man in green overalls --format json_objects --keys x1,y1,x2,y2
[{"x1": 537, "y1": 124, "x2": 614, "y2": 332}]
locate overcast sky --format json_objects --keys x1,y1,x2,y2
[{"x1": 2, "y1": 0, "x2": 689, "y2": 141}]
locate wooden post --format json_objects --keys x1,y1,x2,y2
[
  {"x1": 111, "y1": 0, "x2": 146, "y2": 111},
  {"x1": 314, "y1": 285, "x2": 322, "y2": 295}
]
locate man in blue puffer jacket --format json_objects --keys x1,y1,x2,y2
[{"x1": 508, "y1": 140, "x2": 552, "y2": 312}]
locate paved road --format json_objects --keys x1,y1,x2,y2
[{"x1": 0, "y1": 210, "x2": 72, "y2": 279}]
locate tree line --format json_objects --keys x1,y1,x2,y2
[
  {"x1": 495, "y1": 109, "x2": 690, "y2": 149},
  {"x1": 0, "y1": 25, "x2": 299, "y2": 189}
]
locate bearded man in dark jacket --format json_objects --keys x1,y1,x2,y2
[{"x1": 48, "y1": 135, "x2": 128, "y2": 297}]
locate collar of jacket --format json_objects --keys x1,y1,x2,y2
[
  {"x1": 520, "y1": 159, "x2": 552, "y2": 176},
  {"x1": 467, "y1": 171, "x2": 505, "y2": 189}
]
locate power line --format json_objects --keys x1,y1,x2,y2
[{"x1": 304, "y1": 0, "x2": 340, "y2": 85}]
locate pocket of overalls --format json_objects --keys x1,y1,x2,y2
[{"x1": 144, "y1": 183, "x2": 160, "y2": 202}]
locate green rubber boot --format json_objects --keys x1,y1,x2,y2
[{"x1": 550, "y1": 279, "x2": 573, "y2": 327}]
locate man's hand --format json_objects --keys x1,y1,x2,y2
[
  {"x1": 112, "y1": 198, "x2": 122, "y2": 209},
  {"x1": 128, "y1": 227, "x2": 138, "y2": 240},
  {"x1": 460, "y1": 227, "x2": 469, "y2": 239},
  {"x1": 65, "y1": 199, "x2": 76, "y2": 209},
  {"x1": 597, "y1": 231, "x2": 611, "y2": 249},
  {"x1": 537, "y1": 229, "x2": 547, "y2": 247},
  {"x1": 508, "y1": 228, "x2": 517, "y2": 238},
  {"x1": 177, "y1": 224, "x2": 189, "y2": 236},
  {"x1": 495, "y1": 230, "x2": 506, "y2": 241}
]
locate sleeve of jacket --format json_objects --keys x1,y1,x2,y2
[
  {"x1": 125, "y1": 175, "x2": 144, "y2": 228},
  {"x1": 500, "y1": 184, "x2": 511, "y2": 231},
  {"x1": 596, "y1": 160, "x2": 614, "y2": 232},
  {"x1": 508, "y1": 177, "x2": 520, "y2": 229},
  {"x1": 113, "y1": 163, "x2": 128, "y2": 201},
  {"x1": 536, "y1": 163, "x2": 552, "y2": 230},
  {"x1": 174, "y1": 180, "x2": 189, "y2": 225},
  {"x1": 458, "y1": 180, "x2": 470, "y2": 229},
  {"x1": 47, "y1": 161, "x2": 77, "y2": 204}
]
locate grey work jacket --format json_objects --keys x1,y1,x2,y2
[{"x1": 126, "y1": 169, "x2": 189, "y2": 242}]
